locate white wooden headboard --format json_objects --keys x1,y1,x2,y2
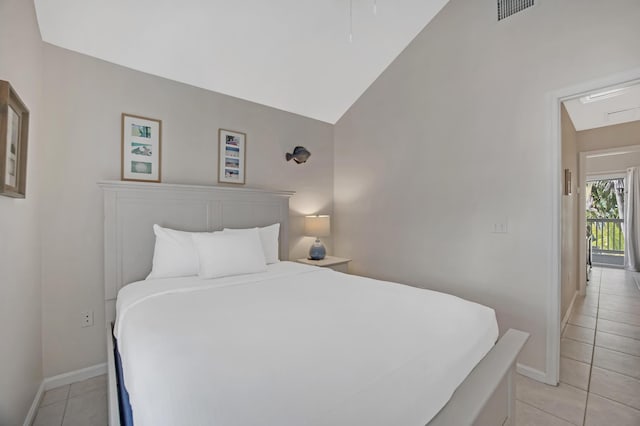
[{"x1": 99, "y1": 181, "x2": 294, "y2": 323}]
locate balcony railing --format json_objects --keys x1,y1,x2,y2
[{"x1": 588, "y1": 218, "x2": 624, "y2": 255}]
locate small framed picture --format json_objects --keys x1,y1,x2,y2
[
  {"x1": 121, "y1": 114, "x2": 162, "y2": 182},
  {"x1": 564, "y1": 168, "x2": 572, "y2": 196},
  {"x1": 218, "y1": 129, "x2": 246, "y2": 185},
  {"x1": 0, "y1": 80, "x2": 30, "y2": 198}
]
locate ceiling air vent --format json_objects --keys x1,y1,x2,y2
[
  {"x1": 498, "y1": 0, "x2": 534, "y2": 21},
  {"x1": 606, "y1": 107, "x2": 639, "y2": 123}
]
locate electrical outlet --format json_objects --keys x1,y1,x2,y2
[{"x1": 81, "y1": 310, "x2": 94, "y2": 328}]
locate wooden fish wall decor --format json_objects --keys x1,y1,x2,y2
[{"x1": 285, "y1": 146, "x2": 311, "y2": 164}]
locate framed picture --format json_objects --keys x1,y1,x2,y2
[
  {"x1": 564, "y1": 168, "x2": 572, "y2": 196},
  {"x1": 0, "y1": 80, "x2": 30, "y2": 198},
  {"x1": 121, "y1": 114, "x2": 162, "y2": 182},
  {"x1": 218, "y1": 129, "x2": 246, "y2": 185}
]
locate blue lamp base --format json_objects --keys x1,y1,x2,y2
[{"x1": 308, "y1": 238, "x2": 326, "y2": 260}]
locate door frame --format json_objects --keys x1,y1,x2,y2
[{"x1": 546, "y1": 68, "x2": 640, "y2": 385}]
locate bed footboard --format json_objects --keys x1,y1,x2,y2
[
  {"x1": 107, "y1": 327, "x2": 528, "y2": 426},
  {"x1": 428, "y1": 328, "x2": 529, "y2": 426}
]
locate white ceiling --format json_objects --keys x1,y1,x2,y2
[
  {"x1": 564, "y1": 82, "x2": 640, "y2": 131},
  {"x1": 34, "y1": 0, "x2": 449, "y2": 124}
]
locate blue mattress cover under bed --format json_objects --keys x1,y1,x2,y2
[{"x1": 114, "y1": 337, "x2": 134, "y2": 426}]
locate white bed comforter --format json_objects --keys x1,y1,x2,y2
[{"x1": 115, "y1": 262, "x2": 498, "y2": 426}]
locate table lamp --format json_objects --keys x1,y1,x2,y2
[{"x1": 305, "y1": 215, "x2": 330, "y2": 260}]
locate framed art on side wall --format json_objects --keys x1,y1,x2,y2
[
  {"x1": 218, "y1": 129, "x2": 246, "y2": 185},
  {"x1": 122, "y1": 113, "x2": 162, "y2": 182},
  {"x1": 0, "y1": 80, "x2": 30, "y2": 198},
  {"x1": 564, "y1": 168, "x2": 572, "y2": 196}
]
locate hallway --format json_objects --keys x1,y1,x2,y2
[{"x1": 516, "y1": 266, "x2": 640, "y2": 425}]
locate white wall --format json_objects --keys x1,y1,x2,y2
[
  {"x1": 586, "y1": 149, "x2": 640, "y2": 175},
  {"x1": 334, "y1": 0, "x2": 640, "y2": 375},
  {"x1": 0, "y1": 0, "x2": 43, "y2": 423},
  {"x1": 40, "y1": 44, "x2": 334, "y2": 376}
]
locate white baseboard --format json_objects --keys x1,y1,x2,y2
[
  {"x1": 43, "y1": 363, "x2": 107, "y2": 391},
  {"x1": 22, "y1": 381, "x2": 45, "y2": 426},
  {"x1": 561, "y1": 290, "x2": 578, "y2": 333},
  {"x1": 516, "y1": 363, "x2": 551, "y2": 384},
  {"x1": 24, "y1": 363, "x2": 107, "y2": 426}
]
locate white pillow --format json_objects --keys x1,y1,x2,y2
[
  {"x1": 224, "y1": 223, "x2": 280, "y2": 264},
  {"x1": 192, "y1": 228, "x2": 267, "y2": 279},
  {"x1": 147, "y1": 225, "x2": 212, "y2": 280}
]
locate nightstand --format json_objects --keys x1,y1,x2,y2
[{"x1": 295, "y1": 256, "x2": 351, "y2": 273}]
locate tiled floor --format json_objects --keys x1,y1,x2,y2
[
  {"x1": 516, "y1": 266, "x2": 640, "y2": 426},
  {"x1": 32, "y1": 374, "x2": 107, "y2": 426},
  {"x1": 32, "y1": 267, "x2": 640, "y2": 426}
]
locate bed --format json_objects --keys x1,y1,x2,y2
[{"x1": 100, "y1": 181, "x2": 528, "y2": 426}]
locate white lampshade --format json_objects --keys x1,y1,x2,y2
[{"x1": 305, "y1": 215, "x2": 330, "y2": 237}]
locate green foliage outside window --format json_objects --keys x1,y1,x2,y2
[
  {"x1": 586, "y1": 181, "x2": 620, "y2": 219},
  {"x1": 586, "y1": 180, "x2": 624, "y2": 253}
]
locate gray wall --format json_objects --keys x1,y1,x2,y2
[
  {"x1": 560, "y1": 105, "x2": 579, "y2": 322},
  {"x1": 40, "y1": 45, "x2": 334, "y2": 376},
  {"x1": 0, "y1": 0, "x2": 43, "y2": 423},
  {"x1": 578, "y1": 120, "x2": 640, "y2": 153},
  {"x1": 586, "y1": 150, "x2": 640, "y2": 175},
  {"x1": 334, "y1": 0, "x2": 640, "y2": 374}
]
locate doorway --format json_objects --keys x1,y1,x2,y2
[
  {"x1": 546, "y1": 70, "x2": 640, "y2": 388},
  {"x1": 554, "y1": 80, "x2": 640, "y2": 403}
]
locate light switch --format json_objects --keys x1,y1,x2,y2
[{"x1": 492, "y1": 218, "x2": 509, "y2": 234}]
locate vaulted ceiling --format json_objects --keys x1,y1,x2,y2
[{"x1": 34, "y1": 0, "x2": 450, "y2": 123}]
